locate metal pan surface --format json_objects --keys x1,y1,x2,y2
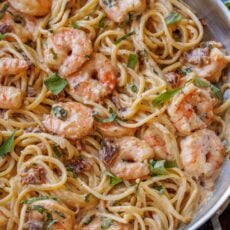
[{"x1": 182, "y1": 0, "x2": 230, "y2": 229}]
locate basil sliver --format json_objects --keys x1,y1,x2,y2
[
  {"x1": 165, "y1": 12, "x2": 183, "y2": 26},
  {"x1": 127, "y1": 54, "x2": 138, "y2": 69},
  {"x1": 0, "y1": 131, "x2": 15, "y2": 157},
  {"x1": 105, "y1": 171, "x2": 122, "y2": 186},
  {"x1": 152, "y1": 88, "x2": 181, "y2": 107},
  {"x1": 101, "y1": 218, "x2": 113, "y2": 229},
  {"x1": 114, "y1": 31, "x2": 135, "y2": 45},
  {"x1": 44, "y1": 73, "x2": 68, "y2": 95},
  {"x1": 193, "y1": 78, "x2": 223, "y2": 101},
  {"x1": 149, "y1": 160, "x2": 177, "y2": 176}
]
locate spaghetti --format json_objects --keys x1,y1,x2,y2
[{"x1": 0, "y1": 0, "x2": 229, "y2": 229}]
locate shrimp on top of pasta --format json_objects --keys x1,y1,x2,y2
[{"x1": 0, "y1": 0, "x2": 229, "y2": 229}]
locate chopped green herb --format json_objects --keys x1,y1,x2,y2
[
  {"x1": 0, "y1": 32, "x2": 4, "y2": 40},
  {"x1": 0, "y1": 132, "x2": 15, "y2": 157},
  {"x1": 210, "y1": 84, "x2": 223, "y2": 101},
  {"x1": 165, "y1": 12, "x2": 183, "y2": 26},
  {"x1": 129, "y1": 84, "x2": 138, "y2": 93},
  {"x1": 224, "y1": 1, "x2": 230, "y2": 9},
  {"x1": 54, "y1": 211, "x2": 65, "y2": 218},
  {"x1": 149, "y1": 160, "x2": 176, "y2": 176},
  {"x1": 0, "y1": 3, "x2": 9, "y2": 20},
  {"x1": 47, "y1": 219, "x2": 57, "y2": 229},
  {"x1": 102, "y1": 0, "x2": 114, "y2": 8},
  {"x1": 53, "y1": 145, "x2": 62, "y2": 158},
  {"x1": 101, "y1": 218, "x2": 113, "y2": 230},
  {"x1": 154, "y1": 185, "x2": 166, "y2": 195},
  {"x1": 44, "y1": 73, "x2": 68, "y2": 95},
  {"x1": 50, "y1": 48, "x2": 58, "y2": 60},
  {"x1": 84, "y1": 194, "x2": 91, "y2": 202},
  {"x1": 98, "y1": 16, "x2": 105, "y2": 28},
  {"x1": 52, "y1": 106, "x2": 67, "y2": 120},
  {"x1": 177, "y1": 67, "x2": 192, "y2": 76},
  {"x1": 72, "y1": 22, "x2": 80, "y2": 29},
  {"x1": 93, "y1": 109, "x2": 117, "y2": 123},
  {"x1": 105, "y1": 171, "x2": 122, "y2": 186},
  {"x1": 114, "y1": 31, "x2": 135, "y2": 45},
  {"x1": 152, "y1": 88, "x2": 181, "y2": 107},
  {"x1": 127, "y1": 54, "x2": 138, "y2": 69},
  {"x1": 82, "y1": 215, "x2": 93, "y2": 225},
  {"x1": 193, "y1": 78, "x2": 223, "y2": 100},
  {"x1": 21, "y1": 196, "x2": 58, "y2": 204},
  {"x1": 31, "y1": 205, "x2": 45, "y2": 213}
]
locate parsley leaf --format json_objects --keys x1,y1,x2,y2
[
  {"x1": 52, "y1": 106, "x2": 67, "y2": 120},
  {"x1": 105, "y1": 171, "x2": 122, "y2": 186},
  {"x1": 72, "y1": 21, "x2": 80, "y2": 29},
  {"x1": 0, "y1": 32, "x2": 4, "y2": 40},
  {"x1": 149, "y1": 160, "x2": 177, "y2": 176},
  {"x1": 101, "y1": 218, "x2": 113, "y2": 230},
  {"x1": 44, "y1": 73, "x2": 68, "y2": 95},
  {"x1": 98, "y1": 16, "x2": 106, "y2": 28},
  {"x1": 0, "y1": 132, "x2": 15, "y2": 157},
  {"x1": 127, "y1": 54, "x2": 138, "y2": 69},
  {"x1": 224, "y1": 0, "x2": 230, "y2": 9},
  {"x1": 165, "y1": 12, "x2": 183, "y2": 26},
  {"x1": 193, "y1": 78, "x2": 223, "y2": 100},
  {"x1": 93, "y1": 109, "x2": 117, "y2": 123},
  {"x1": 0, "y1": 3, "x2": 9, "y2": 20},
  {"x1": 50, "y1": 48, "x2": 58, "y2": 60},
  {"x1": 129, "y1": 84, "x2": 138, "y2": 93},
  {"x1": 152, "y1": 88, "x2": 181, "y2": 107},
  {"x1": 114, "y1": 31, "x2": 135, "y2": 45},
  {"x1": 53, "y1": 145, "x2": 62, "y2": 158},
  {"x1": 154, "y1": 185, "x2": 166, "y2": 195}
]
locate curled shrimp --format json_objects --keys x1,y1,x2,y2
[
  {"x1": 167, "y1": 84, "x2": 216, "y2": 135},
  {"x1": 67, "y1": 53, "x2": 116, "y2": 102},
  {"x1": 180, "y1": 129, "x2": 224, "y2": 188},
  {"x1": 0, "y1": 6, "x2": 37, "y2": 42},
  {"x1": 43, "y1": 102, "x2": 94, "y2": 139},
  {"x1": 0, "y1": 57, "x2": 29, "y2": 76},
  {"x1": 95, "y1": 122, "x2": 136, "y2": 137},
  {"x1": 0, "y1": 86, "x2": 23, "y2": 109},
  {"x1": 82, "y1": 217, "x2": 130, "y2": 230},
  {"x1": 99, "y1": 0, "x2": 146, "y2": 23},
  {"x1": 100, "y1": 137, "x2": 154, "y2": 180},
  {"x1": 141, "y1": 122, "x2": 178, "y2": 161},
  {"x1": 23, "y1": 200, "x2": 75, "y2": 230},
  {"x1": 8, "y1": 0, "x2": 52, "y2": 16},
  {"x1": 182, "y1": 41, "x2": 229, "y2": 82},
  {"x1": 44, "y1": 28, "x2": 93, "y2": 77}
]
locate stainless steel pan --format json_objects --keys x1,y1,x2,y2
[{"x1": 182, "y1": 0, "x2": 230, "y2": 229}]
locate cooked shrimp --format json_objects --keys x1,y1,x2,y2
[
  {"x1": 182, "y1": 41, "x2": 229, "y2": 82},
  {"x1": 43, "y1": 102, "x2": 94, "y2": 139},
  {"x1": 99, "y1": 0, "x2": 146, "y2": 23},
  {"x1": 95, "y1": 122, "x2": 136, "y2": 137},
  {"x1": 0, "y1": 58, "x2": 29, "y2": 76},
  {"x1": 142, "y1": 122, "x2": 177, "y2": 161},
  {"x1": 82, "y1": 217, "x2": 130, "y2": 230},
  {"x1": 180, "y1": 129, "x2": 224, "y2": 188},
  {"x1": 23, "y1": 200, "x2": 75, "y2": 230},
  {"x1": 100, "y1": 137, "x2": 154, "y2": 180},
  {"x1": 44, "y1": 28, "x2": 93, "y2": 77},
  {"x1": 0, "y1": 7, "x2": 37, "y2": 42},
  {"x1": 8, "y1": 0, "x2": 52, "y2": 16},
  {"x1": 0, "y1": 86, "x2": 23, "y2": 109},
  {"x1": 67, "y1": 53, "x2": 116, "y2": 102},
  {"x1": 167, "y1": 84, "x2": 215, "y2": 135}
]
